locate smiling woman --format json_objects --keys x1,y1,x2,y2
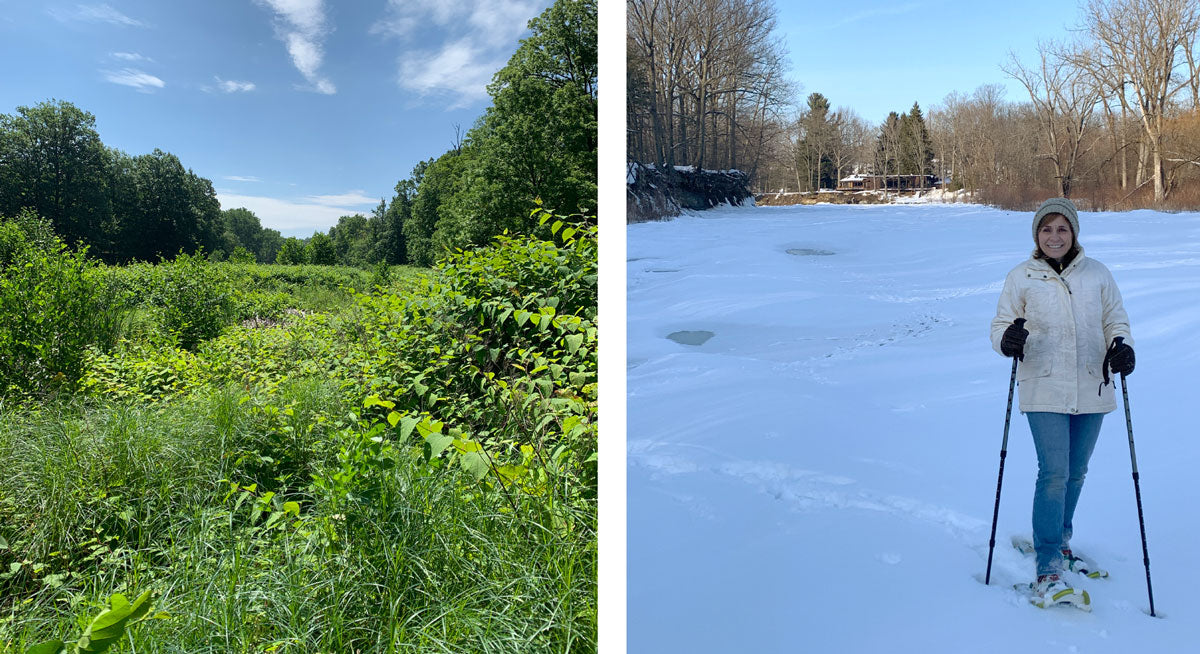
[{"x1": 991, "y1": 196, "x2": 1134, "y2": 607}]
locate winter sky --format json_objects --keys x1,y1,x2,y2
[
  {"x1": 777, "y1": 0, "x2": 1083, "y2": 123},
  {"x1": 0, "y1": 1, "x2": 554, "y2": 237}
]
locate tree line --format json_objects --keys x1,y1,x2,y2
[
  {"x1": 631, "y1": 0, "x2": 1200, "y2": 210},
  {"x1": 627, "y1": 0, "x2": 793, "y2": 180},
  {"x1": 0, "y1": 0, "x2": 596, "y2": 267}
]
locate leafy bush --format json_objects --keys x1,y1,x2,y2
[
  {"x1": 0, "y1": 211, "x2": 123, "y2": 399},
  {"x1": 144, "y1": 253, "x2": 237, "y2": 349}
]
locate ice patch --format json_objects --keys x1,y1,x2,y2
[{"x1": 667, "y1": 330, "x2": 714, "y2": 346}]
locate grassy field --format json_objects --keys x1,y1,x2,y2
[{"x1": 0, "y1": 215, "x2": 597, "y2": 653}]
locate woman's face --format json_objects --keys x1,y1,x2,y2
[{"x1": 1038, "y1": 214, "x2": 1073, "y2": 260}]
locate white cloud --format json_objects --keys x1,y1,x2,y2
[
  {"x1": 217, "y1": 192, "x2": 367, "y2": 237},
  {"x1": 255, "y1": 0, "x2": 336, "y2": 95},
  {"x1": 102, "y1": 68, "x2": 164, "y2": 92},
  {"x1": 398, "y1": 39, "x2": 502, "y2": 108},
  {"x1": 222, "y1": 175, "x2": 262, "y2": 183},
  {"x1": 305, "y1": 190, "x2": 377, "y2": 206},
  {"x1": 214, "y1": 77, "x2": 256, "y2": 93},
  {"x1": 110, "y1": 51, "x2": 151, "y2": 62},
  {"x1": 371, "y1": 0, "x2": 547, "y2": 107},
  {"x1": 50, "y1": 3, "x2": 147, "y2": 27}
]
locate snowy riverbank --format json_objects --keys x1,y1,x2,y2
[{"x1": 627, "y1": 203, "x2": 1200, "y2": 652}]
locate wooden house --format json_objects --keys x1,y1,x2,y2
[{"x1": 837, "y1": 174, "x2": 938, "y2": 191}]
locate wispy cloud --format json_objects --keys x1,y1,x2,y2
[
  {"x1": 216, "y1": 191, "x2": 367, "y2": 236},
  {"x1": 305, "y1": 190, "x2": 377, "y2": 206},
  {"x1": 255, "y1": 0, "x2": 336, "y2": 95},
  {"x1": 825, "y1": 3, "x2": 922, "y2": 29},
  {"x1": 102, "y1": 68, "x2": 164, "y2": 92},
  {"x1": 49, "y1": 3, "x2": 147, "y2": 28},
  {"x1": 212, "y1": 77, "x2": 256, "y2": 93},
  {"x1": 371, "y1": 0, "x2": 547, "y2": 108},
  {"x1": 223, "y1": 175, "x2": 262, "y2": 183},
  {"x1": 110, "y1": 51, "x2": 152, "y2": 62},
  {"x1": 398, "y1": 39, "x2": 500, "y2": 109}
]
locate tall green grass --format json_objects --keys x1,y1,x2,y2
[{"x1": 1, "y1": 380, "x2": 594, "y2": 652}]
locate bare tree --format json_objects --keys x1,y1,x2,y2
[
  {"x1": 627, "y1": 0, "x2": 792, "y2": 188},
  {"x1": 1084, "y1": 0, "x2": 1200, "y2": 201},
  {"x1": 1004, "y1": 41, "x2": 1103, "y2": 197},
  {"x1": 831, "y1": 108, "x2": 868, "y2": 183}
]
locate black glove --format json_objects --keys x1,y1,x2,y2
[
  {"x1": 1000, "y1": 318, "x2": 1028, "y2": 360},
  {"x1": 1105, "y1": 337, "x2": 1135, "y2": 377}
]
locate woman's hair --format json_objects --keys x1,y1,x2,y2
[{"x1": 1032, "y1": 212, "x2": 1080, "y2": 261}]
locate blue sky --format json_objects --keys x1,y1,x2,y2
[
  {"x1": 0, "y1": 1, "x2": 553, "y2": 237},
  {"x1": 776, "y1": 1, "x2": 1085, "y2": 123}
]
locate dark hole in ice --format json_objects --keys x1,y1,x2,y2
[
  {"x1": 667, "y1": 330, "x2": 714, "y2": 346},
  {"x1": 649, "y1": 268, "x2": 680, "y2": 273},
  {"x1": 787, "y1": 248, "x2": 835, "y2": 256}
]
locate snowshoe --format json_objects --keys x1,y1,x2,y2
[{"x1": 1016, "y1": 574, "x2": 1091, "y2": 611}]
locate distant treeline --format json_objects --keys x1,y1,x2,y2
[{"x1": 0, "y1": 0, "x2": 595, "y2": 267}]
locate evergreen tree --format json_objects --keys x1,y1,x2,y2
[
  {"x1": 797, "y1": 93, "x2": 837, "y2": 190},
  {"x1": 898, "y1": 102, "x2": 934, "y2": 177}
]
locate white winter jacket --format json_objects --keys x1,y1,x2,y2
[{"x1": 990, "y1": 249, "x2": 1131, "y2": 415}]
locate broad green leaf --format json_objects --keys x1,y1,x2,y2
[
  {"x1": 416, "y1": 418, "x2": 444, "y2": 437},
  {"x1": 396, "y1": 415, "x2": 420, "y2": 440},
  {"x1": 564, "y1": 334, "x2": 584, "y2": 354},
  {"x1": 496, "y1": 464, "x2": 527, "y2": 483},
  {"x1": 26, "y1": 641, "x2": 65, "y2": 654},
  {"x1": 425, "y1": 433, "x2": 455, "y2": 459},
  {"x1": 460, "y1": 451, "x2": 490, "y2": 481},
  {"x1": 283, "y1": 501, "x2": 300, "y2": 517},
  {"x1": 127, "y1": 590, "x2": 154, "y2": 623},
  {"x1": 386, "y1": 411, "x2": 402, "y2": 428},
  {"x1": 363, "y1": 395, "x2": 395, "y2": 410}
]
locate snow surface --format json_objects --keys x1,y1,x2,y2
[{"x1": 627, "y1": 203, "x2": 1200, "y2": 653}]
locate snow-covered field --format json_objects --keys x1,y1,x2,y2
[{"x1": 627, "y1": 203, "x2": 1200, "y2": 653}]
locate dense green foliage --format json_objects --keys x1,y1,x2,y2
[
  {"x1": 0, "y1": 212, "x2": 121, "y2": 399},
  {"x1": 391, "y1": 0, "x2": 597, "y2": 266},
  {"x1": 0, "y1": 211, "x2": 597, "y2": 652}
]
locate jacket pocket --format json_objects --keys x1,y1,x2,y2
[{"x1": 1017, "y1": 359, "x2": 1051, "y2": 382}]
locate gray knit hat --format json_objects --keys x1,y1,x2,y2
[{"x1": 1032, "y1": 197, "x2": 1080, "y2": 245}]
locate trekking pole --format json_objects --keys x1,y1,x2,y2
[
  {"x1": 985, "y1": 318, "x2": 1024, "y2": 585},
  {"x1": 1120, "y1": 372, "x2": 1156, "y2": 617}
]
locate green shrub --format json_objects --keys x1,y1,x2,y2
[
  {"x1": 142, "y1": 252, "x2": 236, "y2": 349},
  {"x1": 0, "y1": 211, "x2": 123, "y2": 399}
]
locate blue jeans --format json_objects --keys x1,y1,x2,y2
[{"x1": 1027, "y1": 411, "x2": 1104, "y2": 576}]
